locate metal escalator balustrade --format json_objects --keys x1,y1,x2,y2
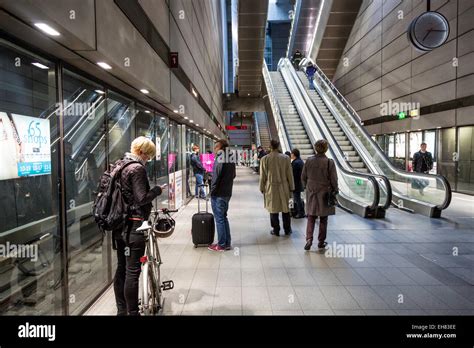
[
  {"x1": 276, "y1": 58, "x2": 382, "y2": 218},
  {"x1": 299, "y1": 58, "x2": 451, "y2": 217}
]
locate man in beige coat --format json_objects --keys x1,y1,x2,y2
[{"x1": 259, "y1": 139, "x2": 295, "y2": 236}]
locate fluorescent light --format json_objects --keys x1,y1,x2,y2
[
  {"x1": 196, "y1": 124, "x2": 199, "y2": 126},
  {"x1": 191, "y1": 88, "x2": 198, "y2": 98},
  {"x1": 173, "y1": 110, "x2": 179, "y2": 113},
  {"x1": 140, "y1": 89, "x2": 149, "y2": 94},
  {"x1": 97, "y1": 62, "x2": 112, "y2": 70},
  {"x1": 95, "y1": 89, "x2": 105, "y2": 94},
  {"x1": 161, "y1": 117, "x2": 165, "y2": 120},
  {"x1": 31, "y1": 62, "x2": 49, "y2": 70},
  {"x1": 190, "y1": 120, "x2": 194, "y2": 123},
  {"x1": 145, "y1": 110, "x2": 151, "y2": 114},
  {"x1": 34, "y1": 23, "x2": 60, "y2": 36},
  {"x1": 184, "y1": 116, "x2": 189, "y2": 120},
  {"x1": 247, "y1": 93, "x2": 250, "y2": 96}
]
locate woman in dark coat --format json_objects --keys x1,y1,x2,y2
[{"x1": 301, "y1": 139, "x2": 338, "y2": 251}]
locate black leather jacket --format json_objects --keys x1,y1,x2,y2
[{"x1": 120, "y1": 158, "x2": 161, "y2": 220}]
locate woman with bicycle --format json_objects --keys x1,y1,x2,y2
[{"x1": 113, "y1": 136, "x2": 166, "y2": 316}]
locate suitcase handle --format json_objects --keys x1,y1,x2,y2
[{"x1": 197, "y1": 184, "x2": 209, "y2": 213}]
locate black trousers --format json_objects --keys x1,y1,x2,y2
[
  {"x1": 113, "y1": 220, "x2": 146, "y2": 316},
  {"x1": 270, "y1": 212, "x2": 291, "y2": 234}
]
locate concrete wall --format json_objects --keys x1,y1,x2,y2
[
  {"x1": 0, "y1": 0, "x2": 225, "y2": 136},
  {"x1": 332, "y1": 0, "x2": 474, "y2": 135}
]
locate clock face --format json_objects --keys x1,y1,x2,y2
[{"x1": 408, "y1": 11, "x2": 450, "y2": 51}]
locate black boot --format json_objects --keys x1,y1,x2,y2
[{"x1": 304, "y1": 240, "x2": 312, "y2": 251}]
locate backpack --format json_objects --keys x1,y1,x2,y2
[{"x1": 92, "y1": 159, "x2": 139, "y2": 232}]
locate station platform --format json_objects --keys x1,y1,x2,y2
[{"x1": 85, "y1": 166, "x2": 474, "y2": 316}]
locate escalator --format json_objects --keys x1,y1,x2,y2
[
  {"x1": 254, "y1": 112, "x2": 271, "y2": 150},
  {"x1": 263, "y1": 60, "x2": 389, "y2": 218},
  {"x1": 298, "y1": 58, "x2": 451, "y2": 217}
]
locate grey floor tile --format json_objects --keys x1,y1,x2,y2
[
  {"x1": 216, "y1": 268, "x2": 242, "y2": 287},
  {"x1": 181, "y1": 310, "x2": 212, "y2": 316},
  {"x1": 286, "y1": 268, "x2": 316, "y2": 286},
  {"x1": 213, "y1": 287, "x2": 242, "y2": 311},
  {"x1": 333, "y1": 269, "x2": 368, "y2": 285},
  {"x1": 272, "y1": 310, "x2": 304, "y2": 315},
  {"x1": 182, "y1": 287, "x2": 215, "y2": 312},
  {"x1": 242, "y1": 268, "x2": 267, "y2": 287},
  {"x1": 377, "y1": 267, "x2": 418, "y2": 285},
  {"x1": 241, "y1": 254, "x2": 263, "y2": 269},
  {"x1": 212, "y1": 310, "x2": 243, "y2": 315},
  {"x1": 310, "y1": 269, "x2": 342, "y2": 286},
  {"x1": 294, "y1": 286, "x2": 331, "y2": 310},
  {"x1": 364, "y1": 309, "x2": 397, "y2": 315},
  {"x1": 219, "y1": 253, "x2": 241, "y2": 269},
  {"x1": 261, "y1": 254, "x2": 285, "y2": 268},
  {"x1": 370, "y1": 285, "x2": 421, "y2": 310},
  {"x1": 268, "y1": 286, "x2": 302, "y2": 311},
  {"x1": 397, "y1": 286, "x2": 451, "y2": 310},
  {"x1": 345, "y1": 286, "x2": 390, "y2": 309},
  {"x1": 303, "y1": 309, "x2": 335, "y2": 315},
  {"x1": 333, "y1": 310, "x2": 366, "y2": 315},
  {"x1": 423, "y1": 309, "x2": 461, "y2": 315},
  {"x1": 171, "y1": 269, "x2": 197, "y2": 289},
  {"x1": 191, "y1": 269, "x2": 218, "y2": 288},
  {"x1": 354, "y1": 268, "x2": 393, "y2": 285},
  {"x1": 264, "y1": 268, "x2": 291, "y2": 286},
  {"x1": 281, "y1": 255, "x2": 306, "y2": 268},
  {"x1": 394, "y1": 309, "x2": 427, "y2": 315},
  {"x1": 242, "y1": 287, "x2": 272, "y2": 311},
  {"x1": 423, "y1": 286, "x2": 474, "y2": 309},
  {"x1": 319, "y1": 286, "x2": 361, "y2": 310},
  {"x1": 243, "y1": 310, "x2": 273, "y2": 315}
]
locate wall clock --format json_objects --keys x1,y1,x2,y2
[{"x1": 408, "y1": 11, "x2": 449, "y2": 51}]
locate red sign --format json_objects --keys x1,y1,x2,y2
[
  {"x1": 170, "y1": 52, "x2": 178, "y2": 68},
  {"x1": 225, "y1": 125, "x2": 248, "y2": 130}
]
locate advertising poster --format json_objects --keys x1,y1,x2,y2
[
  {"x1": 200, "y1": 153, "x2": 215, "y2": 173},
  {"x1": 0, "y1": 112, "x2": 51, "y2": 181},
  {"x1": 156, "y1": 136, "x2": 161, "y2": 160},
  {"x1": 175, "y1": 170, "x2": 183, "y2": 209},
  {"x1": 168, "y1": 172, "x2": 176, "y2": 209}
]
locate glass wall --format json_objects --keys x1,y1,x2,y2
[
  {"x1": 0, "y1": 39, "x2": 63, "y2": 315},
  {"x1": 457, "y1": 126, "x2": 474, "y2": 194}
]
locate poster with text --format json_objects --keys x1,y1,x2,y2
[
  {"x1": 175, "y1": 170, "x2": 183, "y2": 209},
  {"x1": 0, "y1": 112, "x2": 51, "y2": 181}
]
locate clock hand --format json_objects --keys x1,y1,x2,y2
[
  {"x1": 423, "y1": 29, "x2": 433, "y2": 41},
  {"x1": 431, "y1": 29, "x2": 446, "y2": 32}
]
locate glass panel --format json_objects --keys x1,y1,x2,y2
[
  {"x1": 107, "y1": 92, "x2": 136, "y2": 163},
  {"x1": 438, "y1": 128, "x2": 456, "y2": 191},
  {"x1": 409, "y1": 131, "x2": 423, "y2": 163},
  {"x1": 394, "y1": 133, "x2": 406, "y2": 170},
  {"x1": 458, "y1": 126, "x2": 474, "y2": 194},
  {"x1": 155, "y1": 115, "x2": 169, "y2": 209},
  {"x1": 0, "y1": 40, "x2": 62, "y2": 314},
  {"x1": 62, "y1": 69, "x2": 108, "y2": 314}
]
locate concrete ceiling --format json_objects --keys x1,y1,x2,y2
[
  {"x1": 315, "y1": 0, "x2": 361, "y2": 79},
  {"x1": 237, "y1": 0, "x2": 268, "y2": 98}
]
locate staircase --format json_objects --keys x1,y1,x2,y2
[
  {"x1": 297, "y1": 71, "x2": 368, "y2": 173},
  {"x1": 269, "y1": 72, "x2": 314, "y2": 160},
  {"x1": 255, "y1": 112, "x2": 271, "y2": 150}
]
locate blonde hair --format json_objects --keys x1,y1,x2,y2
[{"x1": 131, "y1": 136, "x2": 156, "y2": 158}]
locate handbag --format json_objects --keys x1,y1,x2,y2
[{"x1": 326, "y1": 159, "x2": 337, "y2": 208}]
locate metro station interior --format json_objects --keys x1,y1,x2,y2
[{"x1": 0, "y1": 0, "x2": 473, "y2": 317}]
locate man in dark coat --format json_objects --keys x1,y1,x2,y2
[
  {"x1": 302, "y1": 140, "x2": 338, "y2": 251},
  {"x1": 412, "y1": 142, "x2": 433, "y2": 194},
  {"x1": 190, "y1": 145, "x2": 206, "y2": 198},
  {"x1": 290, "y1": 149, "x2": 306, "y2": 218}
]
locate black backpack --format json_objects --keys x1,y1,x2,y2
[{"x1": 93, "y1": 159, "x2": 139, "y2": 232}]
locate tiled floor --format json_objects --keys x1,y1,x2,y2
[{"x1": 85, "y1": 166, "x2": 474, "y2": 316}]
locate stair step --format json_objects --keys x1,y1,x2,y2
[{"x1": 350, "y1": 162, "x2": 366, "y2": 168}]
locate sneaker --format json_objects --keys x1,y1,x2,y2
[
  {"x1": 270, "y1": 230, "x2": 280, "y2": 237},
  {"x1": 225, "y1": 245, "x2": 232, "y2": 251},
  {"x1": 304, "y1": 241, "x2": 312, "y2": 251},
  {"x1": 208, "y1": 244, "x2": 225, "y2": 252}
]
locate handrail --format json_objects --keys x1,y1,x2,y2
[
  {"x1": 278, "y1": 58, "x2": 380, "y2": 211},
  {"x1": 254, "y1": 112, "x2": 262, "y2": 147},
  {"x1": 300, "y1": 58, "x2": 452, "y2": 211},
  {"x1": 262, "y1": 59, "x2": 292, "y2": 152}
]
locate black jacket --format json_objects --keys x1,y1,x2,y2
[
  {"x1": 120, "y1": 159, "x2": 161, "y2": 220},
  {"x1": 190, "y1": 152, "x2": 205, "y2": 175},
  {"x1": 211, "y1": 154, "x2": 236, "y2": 197},
  {"x1": 292, "y1": 157, "x2": 304, "y2": 192},
  {"x1": 413, "y1": 151, "x2": 433, "y2": 173}
]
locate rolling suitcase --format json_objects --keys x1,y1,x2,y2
[{"x1": 192, "y1": 185, "x2": 215, "y2": 247}]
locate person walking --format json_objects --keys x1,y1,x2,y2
[
  {"x1": 290, "y1": 148, "x2": 306, "y2": 218},
  {"x1": 302, "y1": 139, "x2": 338, "y2": 250},
  {"x1": 208, "y1": 139, "x2": 236, "y2": 252},
  {"x1": 412, "y1": 142, "x2": 433, "y2": 194},
  {"x1": 259, "y1": 139, "x2": 295, "y2": 236},
  {"x1": 190, "y1": 145, "x2": 206, "y2": 199},
  {"x1": 113, "y1": 136, "x2": 166, "y2": 315},
  {"x1": 306, "y1": 62, "x2": 317, "y2": 90}
]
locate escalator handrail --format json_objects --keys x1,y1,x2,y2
[
  {"x1": 301, "y1": 58, "x2": 452, "y2": 210},
  {"x1": 293, "y1": 67, "x2": 393, "y2": 210},
  {"x1": 279, "y1": 59, "x2": 381, "y2": 211},
  {"x1": 262, "y1": 59, "x2": 293, "y2": 152},
  {"x1": 254, "y1": 112, "x2": 262, "y2": 147}
]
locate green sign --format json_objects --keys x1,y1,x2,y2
[
  {"x1": 355, "y1": 178, "x2": 363, "y2": 185},
  {"x1": 398, "y1": 111, "x2": 406, "y2": 119}
]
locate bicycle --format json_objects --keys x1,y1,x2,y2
[{"x1": 137, "y1": 208, "x2": 177, "y2": 315}]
